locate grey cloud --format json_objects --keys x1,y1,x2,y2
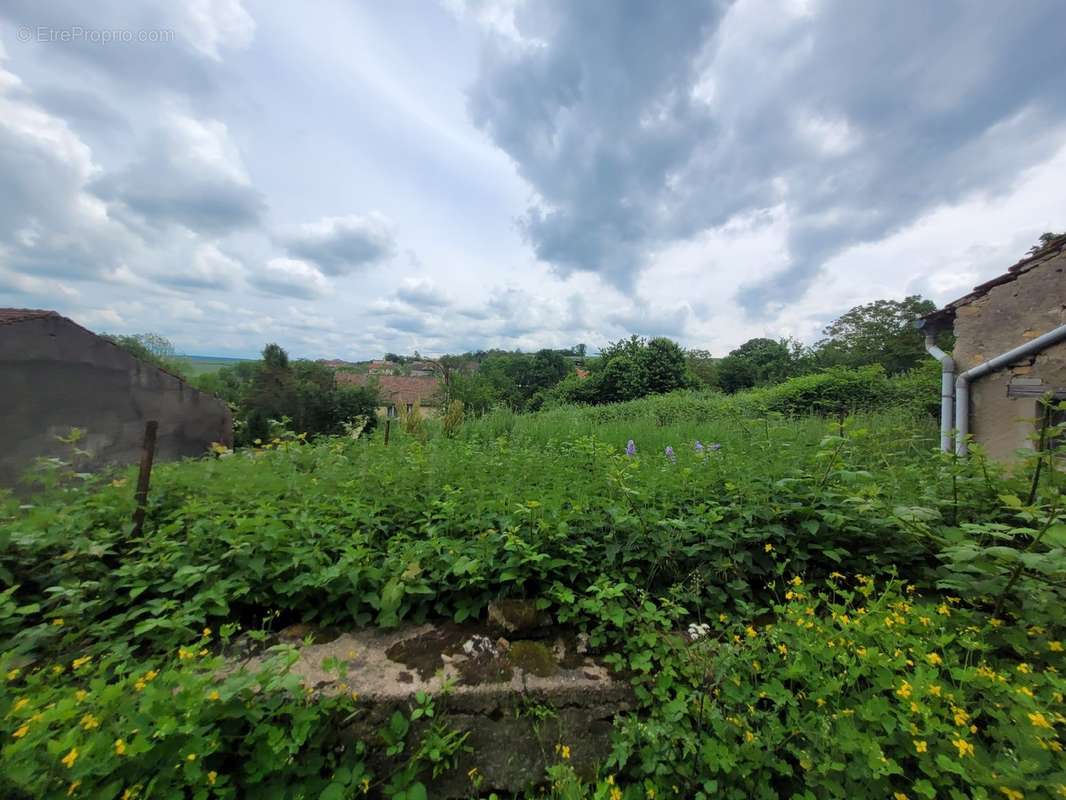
[
  {"x1": 395, "y1": 278, "x2": 449, "y2": 308},
  {"x1": 281, "y1": 214, "x2": 396, "y2": 276},
  {"x1": 92, "y1": 117, "x2": 265, "y2": 235},
  {"x1": 467, "y1": 0, "x2": 1066, "y2": 313}
]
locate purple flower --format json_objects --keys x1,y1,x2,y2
[
  {"x1": 694, "y1": 440, "x2": 704, "y2": 453},
  {"x1": 665, "y1": 446, "x2": 676, "y2": 463},
  {"x1": 625, "y1": 439, "x2": 636, "y2": 457}
]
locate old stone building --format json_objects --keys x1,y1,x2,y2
[
  {"x1": 0, "y1": 309, "x2": 232, "y2": 488},
  {"x1": 919, "y1": 234, "x2": 1066, "y2": 461}
]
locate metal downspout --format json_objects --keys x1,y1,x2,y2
[
  {"x1": 924, "y1": 334, "x2": 955, "y2": 453},
  {"x1": 955, "y1": 323, "x2": 1066, "y2": 456}
]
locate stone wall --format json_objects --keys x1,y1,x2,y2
[
  {"x1": 0, "y1": 315, "x2": 232, "y2": 487},
  {"x1": 952, "y1": 245, "x2": 1066, "y2": 462}
]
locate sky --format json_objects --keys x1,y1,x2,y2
[{"x1": 1, "y1": 0, "x2": 1065, "y2": 360}]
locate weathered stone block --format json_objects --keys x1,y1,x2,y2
[{"x1": 238, "y1": 622, "x2": 633, "y2": 797}]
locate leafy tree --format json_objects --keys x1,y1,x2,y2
[
  {"x1": 813, "y1": 295, "x2": 937, "y2": 375},
  {"x1": 717, "y1": 338, "x2": 798, "y2": 393},
  {"x1": 685, "y1": 348, "x2": 718, "y2": 389},
  {"x1": 552, "y1": 335, "x2": 694, "y2": 405},
  {"x1": 1027, "y1": 231, "x2": 1063, "y2": 255},
  {"x1": 103, "y1": 332, "x2": 187, "y2": 378}
]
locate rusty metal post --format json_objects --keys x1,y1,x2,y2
[
  {"x1": 131, "y1": 420, "x2": 158, "y2": 537},
  {"x1": 383, "y1": 418, "x2": 391, "y2": 447}
]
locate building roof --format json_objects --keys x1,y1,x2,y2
[
  {"x1": 919, "y1": 233, "x2": 1066, "y2": 330},
  {"x1": 0, "y1": 308, "x2": 59, "y2": 326},
  {"x1": 337, "y1": 373, "x2": 441, "y2": 407}
]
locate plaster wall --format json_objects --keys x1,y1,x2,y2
[{"x1": 0, "y1": 315, "x2": 232, "y2": 487}]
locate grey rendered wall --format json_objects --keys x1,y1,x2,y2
[
  {"x1": 952, "y1": 247, "x2": 1066, "y2": 462},
  {"x1": 0, "y1": 315, "x2": 232, "y2": 487}
]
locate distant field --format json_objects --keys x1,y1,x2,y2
[{"x1": 177, "y1": 355, "x2": 251, "y2": 376}]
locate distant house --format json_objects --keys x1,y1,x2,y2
[
  {"x1": 0, "y1": 309, "x2": 232, "y2": 487},
  {"x1": 917, "y1": 234, "x2": 1066, "y2": 461},
  {"x1": 407, "y1": 360, "x2": 437, "y2": 377},
  {"x1": 368, "y1": 359, "x2": 399, "y2": 375},
  {"x1": 337, "y1": 373, "x2": 441, "y2": 418}
]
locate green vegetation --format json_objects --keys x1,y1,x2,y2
[
  {"x1": 192, "y1": 343, "x2": 379, "y2": 445},
  {"x1": 2, "y1": 377, "x2": 1064, "y2": 797},
  {"x1": 175, "y1": 356, "x2": 252, "y2": 378},
  {"x1": 102, "y1": 333, "x2": 190, "y2": 380}
]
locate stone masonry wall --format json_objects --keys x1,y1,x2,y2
[{"x1": 952, "y1": 245, "x2": 1066, "y2": 462}]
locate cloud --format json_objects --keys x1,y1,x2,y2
[
  {"x1": 466, "y1": 0, "x2": 1066, "y2": 311},
  {"x1": 0, "y1": 1, "x2": 254, "y2": 93},
  {"x1": 158, "y1": 240, "x2": 245, "y2": 290},
  {"x1": 394, "y1": 277, "x2": 449, "y2": 308},
  {"x1": 255, "y1": 257, "x2": 330, "y2": 299},
  {"x1": 281, "y1": 214, "x2": 397, "y2": 276},
  {"x1": 92, "y1": 111, "x2": 265, "y2": 234}
]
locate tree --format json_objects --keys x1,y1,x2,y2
[
  {"x1": 814, "y1": 295, "x2": 937, "y2": 375},
  {"x1": 717, "y1": 338, "x2": 797, "y2": 393},
  {"x1": 103, "y1": 332, "x2": 186, "y2": 378},
  {"x1": 685, "y1": 348, "x2": 718, "y2": 389},
  {"x1": 551, "y1": 335, "x2": 694, "y2": 405},
  {"x1": 1027, "y1": 232, "x2": 1063, "y2": 255}
]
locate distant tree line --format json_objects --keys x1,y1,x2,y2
[{"x1": 193, "y1": 344, "x2": 378, "y2": 445}]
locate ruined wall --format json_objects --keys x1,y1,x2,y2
[
  {"x1": 952, "y1": 245, "x2": 1066, "y2": 462},
  {"x1": 0, "y1": 315, "x2": 232, "y2": 487}
]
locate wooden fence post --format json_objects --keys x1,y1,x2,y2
[
  {"x1": 383, "y1": 418, "x2": 391, "y2": 447},
  {"x1": 131, "y1": 420, "x2": 158, "y2": 537}
]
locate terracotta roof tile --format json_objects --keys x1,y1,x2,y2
[{"x1": 337, "y1": 373, "x2": 440, "y2": 407}]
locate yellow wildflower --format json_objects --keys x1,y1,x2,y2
[
  {"x1": 12, "y1": 697, "x2": 29, "y2": 712},
  {"x1": 1028, "y1": 712, "x2": 1052, "y2": 730},
  {"x1": 202, "y1": 628, "x2": 212, "y2": 638},
  {"x1": 360, "y1": 778, "x2": 370, "y2": 794},
  {"x1": 134, "y1": 679, "x2": 146, "y2": 692},
  {"x1": 646, "y1": 788, "x2": 656, "y2": 800},
  {"x1": 999, "y1": 789, "x2": 1024, "y2": 800},
  {"x1": 67, "y1": 780, "x2": 81, "y2": 796},
  {"x1": 52, "y1": 618, "x2": 64, "y2": 626},
  {"x1": 208, "y1": 690, "x2": 221, "y2": 702},
  {"x1": 208, "y1": 772, "x2": 218, "y2": 785},
  {"x1": 186, "y1": 753, "x2": 197, "y2": 762},
  {"x1": 1017, "y1": 663, "x2": 1032, "y2": 674},
  {"x1": 953, "y1": 707, "x2": 970, "y2": 726},
  {"x1": 896, "y1": 681, "x2": 912, "y2": 699},
  {"x1": 13, "y1": 724, "x2": 29, "y2": 739},
  {"x1": 989, "y1": 617, "x2": 1003, "y2": 627},
  {"x1": 929, "y1": 684, "x2": 942, "y2": 697},
  {"x1": 936, "y1": 604, "x2": 950, "y2": 616},
  {"x1": 914, "y1": 740, "x2": 927, "y2": 753},
  {"x1": 555, "y1": 743, "x2": 570, "y2": 760},
  {"x1": 61, "y1": 748, "x2": 79, "y2": 768},
  {"x1": 75, "y1": 690, "x2": 87, "y2": 702},
  {"x1": 6, "y1": 669, "x2": 19, "y2": 681},
  {"x1": 895, "y1": 794, "x2": 909, "y2": 800},
  {"x1": 926, "y1": 652, "x2": 943, "y2": 666},
  {"x1": 764, "y1": 543, "x2": 773, "y2": 553},
  {"x1": 919, "y1": 616, "x2": 931, "y2": 626},
  {"x1": 952, "y1": 738, "x2": 974, "y2": 757},
  {"x1": 777, "y1": 644, "x2": 788, "y2": 655},
  {"x1": 1050, "y1": 641, "x2": 1064, "y2": 652},
  {"x1": 80, "y1": 713, "x2": 99, "y2": 731},
  {"x1": 72, "y1": 656, "x2": 91, "y2": 670},
  {"x1": 790, "y1": 576, "x2": 803, "y2": 586},
  {"x1": 745, "y1": 625, "x2": 757, "y2": 638},
  {"x1": 816, "y1": 698, "x2": 826, "y2": 707},
  {"x1": 611, "y1": 789, "x2": 622, "y2": 800},
  {"x1": 115, "y1": 739, "x2": 127, "y2": 756}
]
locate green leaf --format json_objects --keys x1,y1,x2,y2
[{"x1": 319, "y1": 783, "x2": 346, "y2": 800}]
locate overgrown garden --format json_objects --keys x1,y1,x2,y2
[{"x1": 2, "y1": 387, "x2": 1064, "y2": 798}]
